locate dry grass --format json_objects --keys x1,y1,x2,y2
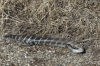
[{"x1": 0, "y1": 0, "x2": 100, "y2": 66}]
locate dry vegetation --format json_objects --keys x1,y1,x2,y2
[{"x1": 0, "y1": 0, "x2": 100, "y2": 66}]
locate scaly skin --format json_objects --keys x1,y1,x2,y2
[{"x1": 4, "y1": 34, "x2": 85, "y2": 54}]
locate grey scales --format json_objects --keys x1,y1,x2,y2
[{"x1": 4, "y1": 34, "x2": 86, "y2": 54}]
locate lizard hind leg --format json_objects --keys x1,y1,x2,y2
[{"x1": 27, "y1": 41, "x2": 35, "y2": 46}]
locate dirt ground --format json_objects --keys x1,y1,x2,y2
[{"x1": 0, "y1": 0, "x2": 100, "y2": 66}]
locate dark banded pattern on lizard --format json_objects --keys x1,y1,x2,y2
[{"x1": 4, "y1": 34, "x2": 85, "y2": 54}]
